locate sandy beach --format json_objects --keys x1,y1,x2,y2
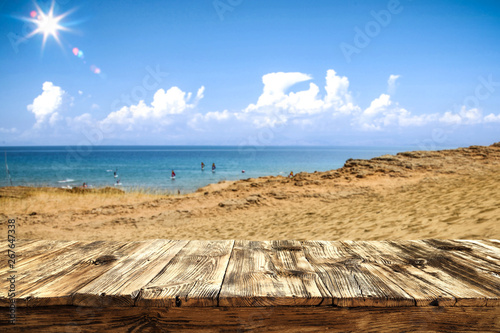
[{"x1": 1, "y1": 143, "x2": 499, "y2": 242}]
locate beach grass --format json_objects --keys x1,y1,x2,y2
[{"x1": 0, "y1": 186, "x2": 169, "y2": 216}]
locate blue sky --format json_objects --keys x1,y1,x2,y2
[{"x1": 0, "y1": 0, "x2": 499, "y2": 147}]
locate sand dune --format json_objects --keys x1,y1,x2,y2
[{"x1": 1, "y1": 143, "x2": 499, "y2": 241}]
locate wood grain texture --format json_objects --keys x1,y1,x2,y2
[
  {"x1": 3, "y1": 306, "x2": 499, "y2": 332},
  {"x1": 301, "y1": 240, "x2": 417, "y2": 307},
  {"x1": 73, "y1": 239, "x2": 188, "y2": 307},
  {"x1": 455, "y1": 240, "x2": 500, "y2": 265},
  {"x1": 1, "y1": 239, "x2": 499, "y2": 311},
  {"x1": 0, "y1": 239, "x2": 39, "y2": 255},
  {"x1": 0, "y1": 240, "x2": 78, "y2": 277},
  {"x1": 488, "y1": 239, "x2": 500, "y2": 247},
  {"x1": 421, "y1": 239, "x2": 500, "y2": 306},
  {"x1": 136, "y1": 240, "x2": 234, "y2": 307},
  {"x1": 386, "y1": 240, "x2": 498, "y2": 306},
  {"x1": 340, "y1": 240, "x2": 456, "y2": 306},
  {"x1": 219, "y1": 240, "x2": 329, "y2": 306},
  {"x1": 25, "y1": 240, "x2": 150, "y2": 307},
  {"x1": 0, "y1": 240, "x2": 83, "y2": 306}
]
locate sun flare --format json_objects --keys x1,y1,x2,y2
[
  {"x1": 37, "y1": 11, "x2": 62, "y2": 38},
  {"x1": 27, "y1": 1, "x2": 71, "y2": 49}
]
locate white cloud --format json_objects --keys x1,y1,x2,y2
[
  {"x1": 188, "y1": 110, "x2": 236, "y2": 130},
  {"x1": 27, "y1": 82, "x2": 67, "y2": 127},
  {"x1": 363, "y1": 93, "x2": 392, "y2": 117},
  {"x1": 243, "y1": 70, "x2": 360, "y2": 127},
  {"x1": 78, "y1": 90, "x2": 83, "y2": 95},
  {"x1": 0, "y1": 127, "x2": 17, "y2": 134},
  {"x1": 356, "y1": 93, "x2": 436, "y2": 130},
  {"x1": 200, "y1": 110, "x2": 232, "y2": 121},
  {"x1": 67, "y1": 113, "x2": 94, "y2": 126},
  {"x1": 100, "y1": 86, "x2": 204, "y2": 131},
  {"x1": 387, "y1": 74, "x2": 400, "y2": 94},
  {"x1": 21, "y1": 70, "x2": 500, "y2": 145},
  {"x1": 49, "y1": 112, "x2": 62, "y2": 126},
  {"x1": 242, "y1": 72, "x2": 319, "y2": 127},
  {"x1": 277, "y1": 82, "x2": 324, "y2": 114},
  {"x1": 357, "y1": 94, "x2": 395, "y2": 130},
  {"x1": 241, "y1": 70, "x2": 495, "y2": 132},
  {"x1": 195, "y1": 86, "x2": 205, "y2": 101},
  {"x1": 484, "y1": 113, "x2": 500, "y2": 123},
  {"x1": 357, "y1": 93, "x2": 393, "y2": 130},
  {"x1": 439, "y1": 112, "x2": 461, "y2": 125},
  {"x1": 399, "y1": 113, "x2": 439, "y2": 127},
  {"x1": 245, "y1": 72, "x2": 313, "y2": 112},
  {"x1": 151, "y1": 86, "x2": 202, "y2": 116},
  {"x1": 458, "y1": 107, "x2": 482, "y2": 124},
  {"x1": 65, "y1": 113, "x2": 97, "y2": 133},
  {"x1": 324, "y1": 69, "x2": 359, "y2": 115},
  {"x1": 439, "y1": 106, "x2": 482, "y2": 125}
]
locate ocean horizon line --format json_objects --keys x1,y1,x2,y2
[{"x1": 0, "y1": 144, "x2": 471, "y2": 192}]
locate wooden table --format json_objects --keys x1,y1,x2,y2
[{"x1": 1, "y1": 239, "x2": 499, "y2": 332}]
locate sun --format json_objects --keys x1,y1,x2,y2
[
  {"x1": 36, "y1": 10, "x2": 63, "y2": 40},
  {"x1": 26, "y1": 1, "x2": 72, "y2": 49}
]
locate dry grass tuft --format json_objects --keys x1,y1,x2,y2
[{"x1": 0, "y1": 186, "x2": 169, "y2": 216}]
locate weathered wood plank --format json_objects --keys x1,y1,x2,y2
[
  {"x1": 421, "y1": 239, "x2": 500, "y2": 306},
  {"x1": 0, "y1": 239, "x2": 39, "y2": 254},
  {"x1": 219, "y1": 240, "x2": 329, "y2": 307},
  {"x1": 339, "y1": 241, "x2": 416, "y2": 307},
  {"x1": 455, "y1": 240, "x2": 500, "y2": 264},
  {"x1": 0, "y1": 239, "x2": 47, "y2": 278},
  {"x1": 299, "y1": 240, "x2": 356, "y2": 306},
  {"x1": 368, "y1": 240, "x2": 459, "y2": 306},
  {"x1": 0, "y1": 240, "x2": 84, "y2": 306},
  {"x1": 386, "y1": 240, "x2": 498, "y2": 306},
  {"x1": 136, "y1": 240, "x2": 234, "y2": 307},
  {"x1": 273, "y1": 240, "x2": 332, "y2": 304},
  {"x1": 426, "y1": 240, "x2": 500, "y2": 269},
  {"x1": 22, "y1": 241, "x2": 150, "y2": 307},
  {"x1": 73, "y1": 239, "x2": 188, "y2": 307},
  {"x1": 1, "y1": 238, "x2": 498, "y2": 312},
  {"x1": 301, "y1": 240, "x2": 415, "y2": 307},
  {"x1": 1, "y1": 241, "x2": 148, "y2": 307},
  {"x1": 3, "y1": 306, "x2": 499, "y2": 332},
  {"x1": 340, "y1": 240, "x2": 456, "y2": 306},
  {"x1": 0, "y1": 240, "x2": 78, "y2": 277}
]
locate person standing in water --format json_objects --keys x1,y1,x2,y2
[
  {"x1": 212, "y1": 163, "x2": 216, "y2": 172},
  {"x1": 201, "y1": 162, "x2": 205, "y2": 170},
  {"x1": 289, "y1": 171, "x2": 294, "y2": 178},
  {"x1": 171, "y1": 170, "x2": 176, "y2": 178}
]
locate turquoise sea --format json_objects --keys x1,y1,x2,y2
[{"x1": 1, "y1": 145, "x2": 433, "y2": 193}]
